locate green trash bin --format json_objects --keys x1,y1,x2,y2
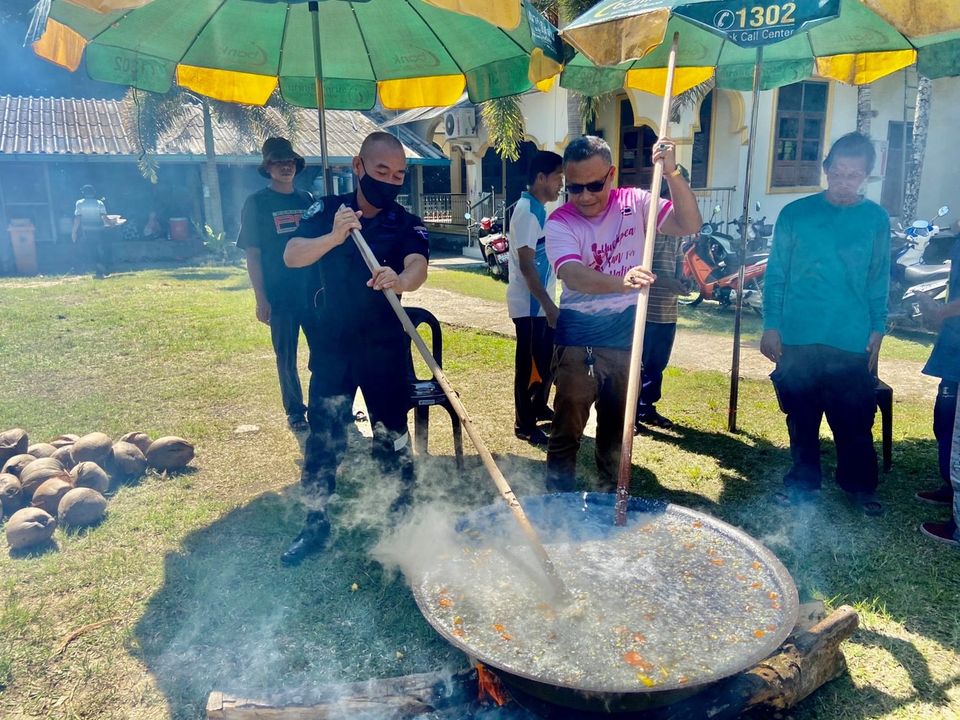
[{"x1": 8, "y1": 219, "x2": 38, "y2": 276}]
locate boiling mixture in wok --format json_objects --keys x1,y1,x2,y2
[{"x1": 416, "y1": 502, "x2": 794, "y2": 693}]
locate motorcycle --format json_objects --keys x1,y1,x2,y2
[
  {"x1": 466, "y1": 212, "x2": 510, "y2": 282},
  {"x1": 888, "y1": 205, "x2": 952, "y2": 328},
  {"x1": 680, "y1": 204, "x2": 768, "y2": 315},
  {"x1": 726, "y1": 201, "x2": 774, "y2": 253}
]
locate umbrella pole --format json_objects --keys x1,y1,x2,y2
[
  {"x1": 309, "y1": 1, "x2": 332, "y2": 195},
  {"x1": 727, "y1": 46, "x2": 764, "y2": 433},
  {"x1": 344, "y1": 218, "x2": 571, "y2": 602},
  {"x1": 614, "y1": 32, "x2": 680, "y2": 527}
]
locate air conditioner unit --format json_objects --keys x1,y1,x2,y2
[{"x1": 443, "y1": 108, "x2": 478, "y2": 139}]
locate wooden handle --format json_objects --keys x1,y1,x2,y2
[
  {"x1": 614, "y1": 32, "x2": 681, "y2": 527},
  {"x1": 346, "y1": 218, "x2": 570, "y2": 601}
]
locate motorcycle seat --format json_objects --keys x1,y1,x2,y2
[{"x1": 904, "y1": 263, "x2": 951, "y2": 283}]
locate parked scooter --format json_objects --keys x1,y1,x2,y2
[
  {"x1": 465, "y1": 212, "x2": 510, "y2": 282},
  {"x1": 727, "y1": 201, "x2": 774, "y2": 253},
  {"x1": 888, "y1": 206, "x2": 952, "y2": 328},
  {"x1": 680, "y1": 205, "x2": 768, "y2": 315}
]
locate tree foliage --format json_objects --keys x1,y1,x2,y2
[
  {"x1": 480, "y1": 95, "x2": 525, "y2": 161},
  {"x1": 119, "y1": 89, "x2": 300, "y2": 184}
]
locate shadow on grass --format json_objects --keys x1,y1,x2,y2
[{"x1": 130, "y1": 483, "x2": 462, "y2": 719}]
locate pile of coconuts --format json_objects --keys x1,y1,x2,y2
[{"x1": 1, "y1": 428, "x2": 194, "y2": 552}]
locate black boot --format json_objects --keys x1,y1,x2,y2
[{"x1": 281, "y1": 511, "x2": 331, "y2": 566}]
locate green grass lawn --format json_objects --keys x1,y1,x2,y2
[{"x1": 0, "y1": 267, "x2": 958, "y2": 719}]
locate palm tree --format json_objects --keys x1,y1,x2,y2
[
  {"x1": 901, "y1": 74, "x2": 932, "y2": 224},
  {"x1": 856, "y1": 84, "x2": 873, "y2": 136},
  {"x1": 481, "y1": 0, "x2": 599, "y2": 162},
  {"x1": 121, "y1": 89, "x2": 298, "y2": 234}
]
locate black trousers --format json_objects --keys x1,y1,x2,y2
[
  {"x1": 636, "y1": 321, "x2": 677, "y2": 420},
  {"x1": 269, "y1": 309, "x2": 307, "y2": 419},
  {"x1": 513, "y1": 316, "x2": 554, "y2": 431},
  {"x1": 300, "y1": 321, "x2": 412, "y2": 500},
  {"x1": 771, "y1": 344, "x2": 878, "y2": 493},
  {"x1": 934, "y1": 381, "x2": 959, "y2": 484},
  {"x1": 82, "y1": 227, "x2": 111, "y2": 270}
]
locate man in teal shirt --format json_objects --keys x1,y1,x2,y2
[{"x1": 761, "y1": 132, "x2": 889, "y2": 515}]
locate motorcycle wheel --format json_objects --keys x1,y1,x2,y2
[
  {"x1": 500, "y1": 263, "x2": 509, "y2": 283},
  {"x1": 486, "y1": 254, "x2": 500, "y2": 278},
  {"x1": 744, "y1": 278, "x2": 764, "y2": 317}
]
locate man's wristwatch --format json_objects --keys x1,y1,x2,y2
[{"x1": 668, "y1": 167, "x2": 682, "y2": 178}]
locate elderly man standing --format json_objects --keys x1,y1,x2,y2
[
  {"x1": 281, "y1": 132, "x2": 429, "y2": 564},
  {"x1": 544, "y1": 136, "x2": 701, "y2": 493},
  {"x1": 761, "y1": 132, "x2": 889, "y2": 516}
]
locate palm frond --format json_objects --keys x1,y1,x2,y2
[
  {"x1": 480, "y1": 96, "x2": 525, "y2": 162},
  {"x1": 670, "y1": 79, "x2": 715, "y2": 124}
]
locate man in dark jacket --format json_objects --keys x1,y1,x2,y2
[
  {"x1": 237, "y1": 138, "x2": 314, "y2": 431},
  {"x1": 280, "y1": 132, "x2": 429, "y2": 565}
]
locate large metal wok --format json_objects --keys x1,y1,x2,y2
[{"x1": 411, "y1": 493, "x2": 799, "y2": 714}]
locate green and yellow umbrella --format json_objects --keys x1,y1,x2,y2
[
  {"x1": 560, "y1": 0, "x2": 960, "y2": 98},
  {"x1": 32, "y1": 0, "x2": 562, "y2": 110}
]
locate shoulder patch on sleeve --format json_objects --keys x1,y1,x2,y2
[
  {"x1": 413, "y1": 225, "x2": 429, "y2": 240},
  {"x1": 302, "y1": 199, "x2": 324, "y2": 220}
]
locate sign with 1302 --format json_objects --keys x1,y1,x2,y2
[{"x1": 676, "y1": 0, "x2": 840, "y2": 48}]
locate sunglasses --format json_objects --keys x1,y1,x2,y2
[{"x1": 566, "y1": 169, "x2": 611, "y2": 195}]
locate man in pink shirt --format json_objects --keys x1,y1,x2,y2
[{"x1": 545, "y1": 135, "x2": 701, "y2": 492}]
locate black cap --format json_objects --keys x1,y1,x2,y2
[{"x1": 258, "y1": 137, "x2": 305, "y2": 178}]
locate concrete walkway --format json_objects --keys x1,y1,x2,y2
[{"x1": 405, "y1": 271, "x2": 938, "y2": 401}]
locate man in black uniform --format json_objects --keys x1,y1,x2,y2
[
  {"x1": 281, "y1": 132, "x2": 429, "y2": 565},
  {"x1": 237, "y1": 138, "x2": 315, "y2": 432}
]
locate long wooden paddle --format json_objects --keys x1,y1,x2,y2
[
  {"x1": 346, "y1": 218, "x2": 571, "y2": 602},
  {"x1": 614, "y1": 32, "x2": 681, "y2": 527}
]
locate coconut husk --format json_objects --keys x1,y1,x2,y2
[
  {"x1": 71, "y1": 433, "x2": 113, "y2": 464},
  {"x1": 58, "y1": 488, "x2": 107, "y2": 529},
  {"x1": 51, "y1": 445, "x2": 76, "y2": 471},
  {"x1": 31, "y1": 478, "x2": 73, "y2": 516},
  {"x1": 0, "y1": 428, "x2": 29, "y2": 467},
  {"x1": 50, "y1": 434, "x2": 79, "y2": 449},
  {"x1": 70, "y1": 462, "x2": 110, "y2": 495},
  {"x1": 107, "y1": 441, "x2": 147, "y2": 480},
  {"x1": 119, "y1": 432, "x2": 152, "y2": 456},
  {"x1": 0, "y1": 473, "x2": 23, "y2": 517},
  {"x1": 145, "y1": 436, "x2": 195, "y2": 471},
  {"x1": 1, "y1": 453, "x2": 36, "y2": 478},
  {"x1": 19, "y1": 458, "x2": 68, "y2": 500},
  {"x1": 27, "y1": 443, "x2": 57, "y2": 459},
  {"x1": 6, "y1": 506, "x2": 56, "y2": 550}
]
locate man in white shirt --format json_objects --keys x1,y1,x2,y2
[
  {"x1": 507, "y1": 151, "x2": 563, "y2": 446},
  {"x1": 72, "y1": 184, "x2": 109, "y2": 275}
]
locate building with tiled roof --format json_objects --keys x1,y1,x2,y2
[{"x1": 0, "y1": 95, "x2": 447, "y2": 272}]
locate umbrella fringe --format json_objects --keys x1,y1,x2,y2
[{"x1": 25, "y1": 0, "x2": 51, "y2": 45}]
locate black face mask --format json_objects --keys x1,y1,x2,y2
[{"x1": 359, "y1": 158, "x2": 403, "y2": 209}]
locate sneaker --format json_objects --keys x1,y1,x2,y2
[
  {"x1": 920, "y1": 521, "x2": 960, "y2": 548},
  {"x1": 915, "y1": 485, "x2": 953, "y2": 506},
  {"x1": 287, "y1": 414, "x2": 309, "y2": 432},
  {"x1": 280, "y1": 513, "x2": 331, "y2": 566},
  {"x1": 515, "y1": 426, "x2": 549, "y2": 447},
  {"x1": 636, "y1": 410, "x2": 674, "y2": 429}
]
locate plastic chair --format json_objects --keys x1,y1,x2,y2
[
  {"x1": 404, "y1": 307, "x2": 465, "y2": 469},
  {"x1": 874, "y1": 376, "x2": 893, "y2": 472}
]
